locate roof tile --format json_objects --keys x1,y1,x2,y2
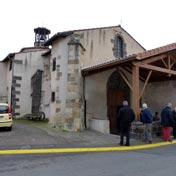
[{"x1": 137, "y1": 43, "x2": 176, "y2": 59}]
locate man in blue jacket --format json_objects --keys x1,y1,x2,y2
[
  {"x1": 161, "y1": 103, "x2": 174, "y2": 142},
  {"x1": 140, "y1": 103, "x2": 153, "y2": 144}
]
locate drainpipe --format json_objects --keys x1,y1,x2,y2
[
  {"x1": 11, "y1": 58, "x2": 14, "y2": 114},
  {"x1": 82, "y1": 76, "x2": 87, "y2": 129}
]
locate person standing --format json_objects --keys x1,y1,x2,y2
[
  {"x1": 140, "y1": 103, "x2": 153, "y2": 144},
  {"x1": 161, "y1": 103, "x2": 174, "y2": 142},
  {"x1": 153, "y1": 112, "x2": 160, "y2": 121},
  {"x1": 117, "y1": 100, "x2": 135, "y2": 146},
  {"x1": 172, "y1": 107, "x2": 176, "y2": 139}
]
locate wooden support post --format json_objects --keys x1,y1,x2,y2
[
  {"x1": 132, "y1": 65, "x2": 140, "y2": 120},
  {"x1": 139, "y1": 70, "x2": 152, "y2": 100},
  {"x1": 168, "y1": 56, "x2": 171, "y2": 77}
]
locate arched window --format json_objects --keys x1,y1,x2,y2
[{"x1": 114, "y1": 35, "x2": 124, "y2": 58}]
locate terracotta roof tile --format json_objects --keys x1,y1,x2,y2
[
  {"x1": 82, "y1": 42, "x2": 176, "y2": 75},
  {"x1": 82, "y1": 55, "x2": 136, "y2": 72},
  {"x1": 137, "y1": 43, "x2": 176, "y2": 59}
]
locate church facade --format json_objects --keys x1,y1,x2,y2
[{"x1": 1, "y1": 25, "x2": 176, "y2": 134}]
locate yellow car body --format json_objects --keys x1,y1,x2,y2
[{"x1": 0, "y1": 103, "x2": 13, "y2": 131}]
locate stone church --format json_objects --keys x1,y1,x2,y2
[{"x1": 1, "y1": 25, "x2": 176, "y2": 134}]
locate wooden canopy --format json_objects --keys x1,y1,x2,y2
[{"x1": 82, "y1": 43, "x2": 176, "y2": 119}]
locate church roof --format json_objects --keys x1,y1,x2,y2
[
  {"x1": 44, "y1": 25, "x2": 145, "y2": 50},
  {"x1": 2, "y1": 47, "x2": 49, "y2": 62},
  {"x1": 136, "y1": 42, "x2": 176, "y2": 59},
  {"x1": 44, "y1": 31, "x2": 74, "y2": 46},
  {"x1": 82, "y1": 42, "x2": 176, "y2": 76}
]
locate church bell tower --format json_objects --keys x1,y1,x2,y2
[{"x1": 34, "y1": 27, "x2": 51, "y2": 47}]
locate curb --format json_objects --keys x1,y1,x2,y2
[{"x1": 0, "y1": 140, "x2": 175, "y2": 155}]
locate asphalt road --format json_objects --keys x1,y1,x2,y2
[
  {"x1": 0, "y1": 121, "x2": 176, "y2": 176},
  {"x1": 0, "y1": 120, "x2": 72, "y2": 150},
  {"x1": 1, "y1": 145, "x2": 176, "y2": 176}
]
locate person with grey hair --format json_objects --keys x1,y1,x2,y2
[
  {"x1": 122, "y1": 100, "x2": 128, "y2": 106},
  {"x1": 161, "y1": 103, "x2": 174, "y2": 142},
  {"x1": 117, "y1": 100, "x2": 135, "y2": 146},
  {"x1": 140, "y1": 103, "x2": 153, "y2": 144}
]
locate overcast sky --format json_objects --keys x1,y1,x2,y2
[{"x1": 0, "y1": 0, "x2": 176, "y2": 60}]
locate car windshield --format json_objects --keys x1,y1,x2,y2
[{"x1": 0, "y1": 105, "x2": 8, "y2": 114}]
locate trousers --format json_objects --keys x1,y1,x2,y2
[
  {"x1": 162, "y1": 126, "x2": 171, "y2": 141},
  {"x1": 120, "y1": 126, "x2": 130, "y2": 145},
  {"x1": 144, "y1": 123, "x2": 152, "y2": 142}
]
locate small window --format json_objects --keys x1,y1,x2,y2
[
  {"x1": 52, "y1": 58, "x2": 56, "y2": 71},
  {"x1": 114, "y1": 35, "x2": 124, "y2": 58},
  {"x1": 51, "y1": 92, "x2": 55, "y2": 102}
]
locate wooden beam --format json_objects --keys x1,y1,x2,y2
[
  {"x1": 123, "y1": 66, "x2": 145, "y2": 82},
  {"x1": 163, "y1": 55, "x2": 175, "y2": 69},
  {"x1": 168, "y1": 56, "x2": 171, "y2": 69},
  {"x1": 137, "y1": 53, "x2": 168, "y2": 64},
  {"x1": 168, "y1": 56, "x2": 171, "y2": 77},
  {"x1": 161, "y1": 58, "x2": 167, "y2": 68},
  {"x1": 117, "y1": 68, "x2": 132, "y2": 91},
  {"x1": 132, "y1": 65, "x2": 140, "y2": 120},
  {"x1": 171, "y1": 61, "x2": 174, "y2": 69},
  {"x1": 139, "y1": 70, "x2": 152, "y2": 99},
  {"x1": 134, "y1": 63, "x2": 176, "y2": 76},
  {"x1": 123, "y1": 66, "x2": 132, "y2": 74}
]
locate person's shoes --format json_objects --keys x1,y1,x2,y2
[
  {"x1": 125, "y1": 143, "x2": 130, "y2": 146},
  {"x1": 119, "y1": 142, "x2": 123, "y2": 146},
  {"x1": 165, "y1": 139, "x2": 172, "y2": 142},
  {"x1": 149, "y1": 141, "x2": 152, "y2": 144}
]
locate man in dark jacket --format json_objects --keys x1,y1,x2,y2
[
  {"x1": 161, "y1": 103, "x2": 174, "y2": 142},
  {"x1": 172, "y1": 107, "x2": 176, "y2": 139},
  {"x1": 117, "y1": 100, "x2": 135, "y2": 146},
  {"x1": 140, "y1": 103, "x2": 153, "y2": 144}
]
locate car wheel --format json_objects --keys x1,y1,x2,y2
[{"x1": 7, "y1": 126, "x2": 12, "y2": 131}]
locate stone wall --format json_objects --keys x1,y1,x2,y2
[
  {"x1": 11, "y1": 75, "x2": 22, "y2": 116},
  {"x1": 75, "y1": 26, "x2": 145, "y2": 68},
  {"x1": 11, "y1": 49, "x2": 48, "y2": 117},
  {"x1": 31, "y1": 70, "x2": 43, "y2": 113},
  {"x1": 144, "y1": 81, "x2": 176, "y2": 113},
  {"x1": 64, "y1": 38, "x2": 84, "y2": 131},
  {"x1": 131, "y1": 121, "x2": 162, "y2": 139}
]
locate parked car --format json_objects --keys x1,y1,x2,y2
[{"x1": 0, "y1": 103, "x2": 13, "y2": 131}]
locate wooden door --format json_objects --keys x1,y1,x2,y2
[{"x1": 107, "y1": 88, "x2": 125, "y2": 134}]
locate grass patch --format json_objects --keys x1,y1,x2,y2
[{"x1": 14, "y1": 117, "x2": 49, "y2": 124}]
